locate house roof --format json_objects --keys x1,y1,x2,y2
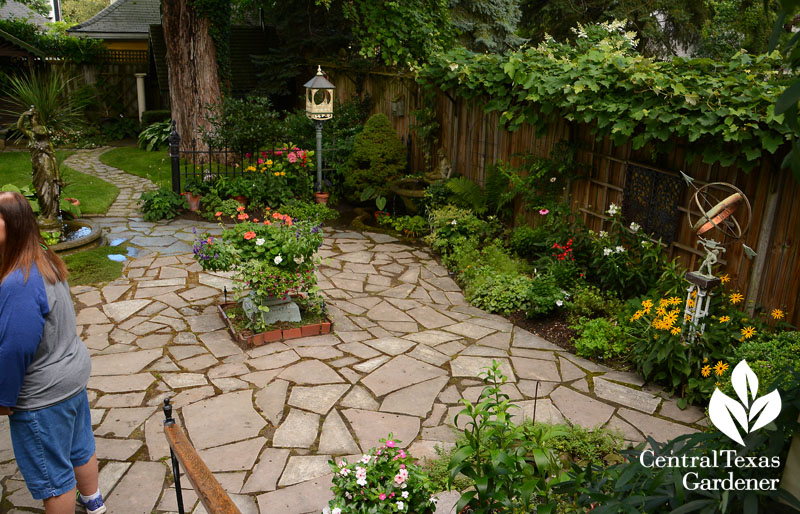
[
  {"x1": 0, "y1": 27, "x2": 46, "y2": 58},
  {"x1": 0, "y1": 0, "x2": 50, "y2": 28},
  {"x1": 67, "y1": 0, "x2": 161, "y2": 40}
]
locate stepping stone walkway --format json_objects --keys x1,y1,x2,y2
[{"x1": 0, "y1": 152, "x2": 707, "y2": 513}]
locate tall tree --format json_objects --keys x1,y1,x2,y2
[
  {"x1": 449, "y1": 0, "x2": 527, "y2": 53},
  {"x1": 161, "y1": 0, "x2": 225, "y2": 151},
  {"x1": 61, "y1": 0, "x2": 107, "y2": 25}
]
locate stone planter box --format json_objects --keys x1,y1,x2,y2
[{"x1": 217, "y1": 302, "x2": 333, "y2": 348}]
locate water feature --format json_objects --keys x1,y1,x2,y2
[{"x1": 51, "y1": 219, "x2": 102, "y2": 255}]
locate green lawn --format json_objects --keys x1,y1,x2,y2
[
  {"x1": 0, "y1": 150, "x2": 119, "y2": 214},
  {"x1": 64, "y1": 245, "x2": 126, "y2": 285},
  {"x1": 99, "y1": 146, "x2": 172, "y2": 188}
]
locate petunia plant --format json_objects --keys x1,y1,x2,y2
[{"x1": 325, "y1": 435, "x2": 439, "y2": 514}]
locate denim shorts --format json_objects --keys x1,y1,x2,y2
[{"x1": 9, "y1": 389, "x2": 95, "y2": 500}]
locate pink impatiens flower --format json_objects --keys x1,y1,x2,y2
[
  {"x1": 379, "y1": 493, "x2": 386, "y2": 500},
  {"x1": 287, "y1": 152, "x2": 297, "y2": 163},
  {"x1": 386, "y1": 441, "x2": 395, "y2": 448}
]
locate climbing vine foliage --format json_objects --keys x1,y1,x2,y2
[{"x1": 417, "y1": 21, "x2": 791, "y2": 171}]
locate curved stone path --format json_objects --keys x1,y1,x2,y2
[{"x1": 0, "y1": 152, "x2": 707, "y2": 513}]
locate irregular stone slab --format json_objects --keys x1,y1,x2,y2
[
  {"x1": 170, "y1": 385, "x2": 216, "y2": 408},
  {"x1": 162, "y1": 373, "x2": 208, "y2": 389},
  {"x1": 364, "y1": 336, "x2": 416, "y2": 356},
  {"x1": 600, "y1": 370, "x2": 645, "y2": 387},
  {"x1": 366, "y1": 301, "x2": 415, "y2": 323},
  {"x1": 95, "y1": 392, "x2": 146, "y2": 408},
  {"x1": 338, "y1": 342, "x2": 381, "y2": 359},
  {"x1": 180, "y1": 353, "x2": 219, "y2": 371},
  {"x1": 144, "y1": 412, "x2": 170, "y2": 461},
  {"x1": 433, "y1": 490, "x2": 462, "y2": 514},
  {"x1": 606, "y1": 415, "x2": 645, "y2": 443},
  {"x1": 198, "y1": 273, "x2": 235, "y2": 290},
  {"x1": 337, "y1": 250, "x2": 372, "y2": 264},
  {"x1": 256, "y1": 474, "x2": 333, "y2": 514},
  {"x1": 241, "y1": 369, "x2": 282, "y2": 388},
  {"x1": 408, "y1": 439, "x2": 455, "y2": 462},
  {"x1": 557, "y1": 356, "x2": 586, "y2": 381},
  {"x1": 617, "y1": 408, "x2": 697, "y2": 443},
  {"x1": 450, "y1": 356, "x2": 516, "y2": 382},
  {"x1": 517, "y1": 380, "x2": 558, "y2": 399},
  {"x1": 381, "y1": 283, "x2": 416, "y2": 298},
  {"x1": 183, "y1": 390, "x2": 266, "y2": 450},
  {"x1": 138, "y1": 278, "x2": 186, "y2": 288},
  {"x1": 423, "y1": 404, "x2": 447, "y2": 427},
  {"x1": 278, "y1": 360, "x2": 344, "y2": 384},
  {"x1": 408, "y1": 345, "x2": 450, "y2": 367},
  {"x1": 272, "y1": 409, "x2": 320, "y2": 448},
  {"x1": 102, "y1": 284, "x2": 130, "y2": 303},
  {"x1": 594, "y1": 378, "x2": 660, "y2": 414},
  {"x1": 211, "y1": 377, "x2": 250, "y2": 392},
  {"x1": 296, "y1": 346, "x2": 343, "y2": 359},
  {"x1": 88, "y1": 373, "x2": 155, "y2": 393},
  {"x1": 474, "y1": 331, "x2": 512, "y2": 349},
  {"x1": 558, "y1": 353, "x2": 610, "y2": 373},
  {"x1": 550, "y1": 387, "x2": 615, "y2": 428},
  {"x1": 105, "y1": 461, "x2": 165, "y2": 514},
  {"x1": 248, "y1": 342, "x2": 291, "y2": 358},
  {"x1": 137, "y1": 334, "x2": 172, "y2": 349},
  {"x1": 380, "y1": 376, "x2": 449, "y2": 417},
  {"x1": 95, "y1": 407, "x2": 156, "y2": 438},
  {"x1": 91, "y1": 349, "x2": 162, "y2": 376},
  {"x1": 186, "y1": 313, "x2": 226, "y2": 333},
  {"x1": 241, "y1": 448, "x2": 290, "y2": 493},
  {"x1": 200, "y1": 330, "x2": 243, "y2": 358},
  {"x1": 288, "y1": 384, "x2": 350, "y2": 415},
  {"x1": 76, "y1": 307, "x2": 111, "y2": 325},
  {"x1": 404, "y1": 330, "x2": 461, "y2": 346},
  {"x1": 95, "y1": 437, "x2": 143, "y2": 460},
  {"x1": 102, "y1": 299, "x2": 151, "y2": 323},
  {"x1": 343, "y1": 409, "x2": 420, "y2": 451},
  {"x1": 318, "y1": 410, "x2": 360, "y2": 455},
  {"x1": 248, "y1": 350, "x2": 300, "y2": 371},
  {"x1": 285, "y1": 334, "x2": 340, "y2": 348},
  {"x1": 512, "y1": 399, "x2": 565, "y2": 425},
  {"x1": 512, "y1": 326, "x2": 562, "y2": 350},
  {"x1": 97, "y1": 461, "x2": 130, "y2": 503},
  {"x1": 341, "y1": 385, "x2": 380, "y2": 410},
  {"x1": 510, "y1": 357, "x2": 560, "y2": 382},
  {"x1": 443, "y1": 322, "x2": 496, "y2": 340},
  {"x1": 208, "y1": 362, "x2": 250, "y2": 379},
  {"x1": 378, "y1": 320, "x2": 418, "y2": 333},
  {"x1": 197, "y1": 437, "x2": 266, "y2": 471},
  {"x1": 128, "y1": 321, "x2": 165, "y2": 336},
  {"x1": 461, "y1": 383, "x2": 522, "y2": 404},
  {"x1": 278, "y1": 455, "x2": 332, "y2": 487},
  {"x1": 353, "y1": 355, "x2": 391, "y2": 373},
  {"x1": 659, "y1": 398, "x2": 705, "y2": 424},
  {"x1": 362, "y1": 355, "x2": 448, "y2": 397},
  {"x1": 255, "y1": 379, "x2": 289, "y2": 425},
  {"x1": 459, "y1": 345, "x2": 508, "y2": 357}
]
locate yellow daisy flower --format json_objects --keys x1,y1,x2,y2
[
  {"x1": 691, "y1": 290, "x2": 697, "y2": 299},
  {"x1": 642, "y1": 299, "x2": 653, "y2": 310},
  {"x1": 656, "y1": 306, "x2": 667, "y2": 317},
  {"x1": 658, "y1": 298, "x2": 669, "y2": 308},
  {"x1": 719, "y1": 315, "x2": 730, "y2": 323},
  {"x1": 719, "y1": 274, "x2": 730, "y2": 284},
  {"x1": 771, "y1": 309, "x2": 785, "y2": 320},
  {"x1": 266, "y1": 160, "x2": 273, "y2": 166},
  {"x1": 703, "y1": 357, "x2": 708, "y2": 363},
  {"x1": 668, "y1": 297, "x2": 682, "y2": 306},
  {"x1": 714, "y1": 361, "x2": 729, "y2": 376},
  {"x1": 274, "y1": 172, "x2": 280, "y2": 177},
  {"x1": 740, "y1": 326, "x2": 756, "y2": 339},
  {"x1": 687, "y1": 299, "x2": 695, "y2": 308},
  {"x1": 685, "y1": 314, "x2": 692, "y2": 322},
  {"x1": 701, "y1": 365, "x2": 712, "y2": 377},
  {"x1": 281, "y1": 171, "x2": 286, "y2": 176},
  {"x1": 670, "y1": 327, "x2": 681, "y2": 335},
  {"x1": 715, "y1": 381, "x2": 722, "y2": 387},
  {"x1": 729, "y1": 292, "x2": 744, "y2": 305},
  {"x1": 629, "y1": 310, "x2": 644, "y2": 322}
]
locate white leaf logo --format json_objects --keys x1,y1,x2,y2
[{"x1": 708, "y1": 360, "x2": 782, "y2": 446}]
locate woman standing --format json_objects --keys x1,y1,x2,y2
[{"x1": 0, "y1": 191, "x2": 105, "y2": 514}]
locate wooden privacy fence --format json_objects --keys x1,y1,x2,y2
[{"x1": 322, "y1": 64, "x2": 800, "y2": 326}]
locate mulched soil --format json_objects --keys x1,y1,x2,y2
[{"x1": 509, "y1": 310, "x2": 577, "y2": 353}]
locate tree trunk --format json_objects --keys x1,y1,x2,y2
[{"x1": 161, "y1": 0, "x2": 221, "y2": 153}]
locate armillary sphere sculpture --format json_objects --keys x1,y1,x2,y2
[{"x1": 679, "y1": 173, "x2": 754, "y2": 341}]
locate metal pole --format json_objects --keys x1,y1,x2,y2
[
  {"x1": 169, "y1": 121, "x2": 181, "y2": 194},
  {"x1": 163, "y1": 399, "x2": 185, "y2": 514},
  {"x1": 315, "y1": 120, "x2": 324, "y2": 193}
]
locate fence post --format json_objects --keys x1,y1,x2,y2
[
  {"x1": 169, "y1": 121, "x2": 181, "y2": 194},
  {"x1": 163, "y1": 398, "x2": 185, "y2": 514}
]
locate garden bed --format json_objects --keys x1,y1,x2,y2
[{"x1": 218, "y1": 302, "x2": 332, "y2": 348}]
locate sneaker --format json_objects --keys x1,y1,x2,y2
[{"x1": 77, "y1": 492, "x2": 107, "y2": 514}]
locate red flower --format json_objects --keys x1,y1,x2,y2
[
  {"x1": 237, "y1": 205, "x2": 246, "y2": 212},
  {"x1": 243, "y1": 231, "x2": 256, "y2": 240},
  {"x1": 215, "y1": 211, "x2": 223, "y2": 217},
  {"x1": 237, "y1": 213, "x2": 249, "y2": 220}
]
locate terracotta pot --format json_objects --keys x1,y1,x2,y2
[
  {"x1": 301, "y1": 323, "x2": 321, "y2": 337},
  {"x1": 185, "y1": 192, "x2": 202, "y2": 212},
  {"x1": 314, "y1": 192, "x2": 330, "y2": 205},
  {"x1": 320, "y1": 322, "x2": 332, "y2": 334},
  {"x1": 234, "y1": 195, "x2": 248, "y2": 206},
  {"x1": 262, "y1": 329, "x2": 283, "y2": 343},
  {"x1": 283, "y1": 327, "x2": 302, "y2": 340}
]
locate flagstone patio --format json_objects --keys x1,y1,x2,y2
[{"x1": 0, "y1": 149, "x2": 706, "y2": 514}]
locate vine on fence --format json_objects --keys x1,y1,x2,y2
[{"x1": 416, "y1": 21, "x2": 791, "y2": 171}]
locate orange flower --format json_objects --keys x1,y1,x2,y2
[
  {"x1": 263, "y1": 220, "x2": 272, "y2": 225},
  {"x1": 237, "y1": 213, "x2": 249, "y2": 220},
  {"x1": 243, "y1": 231, "x2": 256, "y2": 240},
  {"x1": 237, "y1": 206, "x2": 246, "y2": 212},
  {"x1": 215, "y1": 211, "x2": 223, "y2": 217}
]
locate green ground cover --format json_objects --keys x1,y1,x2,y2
[
  {"x1": 63, "y1": 245, "x2": 127, "y2": 285},
  {"x1": 99, "y1": 146, "x2": 171, "y2": 188},
  {"x1": 1, "y1": 150, "x2": 119, "y2": 214}
]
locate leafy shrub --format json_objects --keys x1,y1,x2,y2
[
  {"x1": 729, "y1": 331, "x2": 800, "y2": 397},
  {"x1": 571, "y1": 317, "x2": 627, "y2": 360},
  {"x1": 202, "y1": 95, "x2": 281, "y2": 150},
  {"x1": 99, "y1": 115, "x2": 139, "y2": 141},
  {"x1": 566, "y1": 285, "x2": 622, "y2": 325},
  {"x1": 378, "y1": 214, "x2": 429, "y2": 238},
  {"x1": 201, "y1": 196, "x2": 239, "y2": 221},
  {"x1": 510, "y1": 225, "x2": 549, "y2": 257},
  {"x1": 138, "y1": 188, "x2": 186, "y2": 221},
  {"x1": 343, "y1": 113, "x2": 406, "y2": 201},
  {"x1": 543, "y1": 423, "x2": 624, "y2": 467},
  {"x1": 138, "y1": 120, "x2": 171, "y2": 151},
  {"x1": 141, "y1": 110, "x2": 171, "y2": 126},
  {"x1": 3, "y1": 70, "x2": 84, "y2": 134},
  {"x1": 0, "y1": 18, "x2": 105, "y2": 64},
  {"x1": 526, "y1": 274, "x2": 567, "y2": 318},
  {"x1": 421, "y1": 181, "x2": 451, "y2": 213},
  {"x1": 278, "y1": 199, "x2": 339, "y2": 223},
  {"x1": 466, "y1": 269, "x2": 534, "y2": 315},
  {"x1": 426, "y1": 206, "x2": 501, "y2": 257}
]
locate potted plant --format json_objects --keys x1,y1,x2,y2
[
  {"x1": 226, "y1": 177, "x2": 251, "y2": 206},
  {"x1": 183, "y1": 178, "x2": 207, "y2": 211},
  {"x1": 314, "y1": 178, "x2": 332, "y2": 205}
]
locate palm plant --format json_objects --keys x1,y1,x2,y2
[{"x1": 2, "y1": 70, "x2": 83, "y2": 137}]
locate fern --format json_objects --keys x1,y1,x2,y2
[
  {"x1": 484, "y1": 163, "x2": 514, "y2": 217},
  {"x1": 446, "y1": 176, "x2": 487, "y2": 214}
]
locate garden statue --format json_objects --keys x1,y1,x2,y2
[
  {"x1": 17, "y1": 107, "x2": 62, "y2": 229},
  {"x1": 697, "y1": 239, "x2": 726, "y2": 278},
  {"x1": 424, "y1": 148, "x2": 453, "y2": 184}
]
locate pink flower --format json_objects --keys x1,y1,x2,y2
[
  {"x1": 258, "y1": 158, "x2": 264, "y2": 164},
  {"x1": 245, "y1": 153, "x2": 252, "y2": 158},
  {"x1": 287, "y1": 152, "x2": 297, "y2": 163},
  {"x1": 539, "y1": 209, "x2": 549, "y2": 215},
  {"x1": 379, "y1": 493, "x2": 386, "y2": 500},
  {"x1": 386, "y1": 440, "x2": 395, "y2": 448}
]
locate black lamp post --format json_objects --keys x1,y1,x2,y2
[{"x1": 304, "y1": 66, "x2": 335, "y2": 198}]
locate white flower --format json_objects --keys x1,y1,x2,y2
[
  {"x1": 448, "y1": 63, "x2": 459, "y2": 71},
  {"x1": 629, "y1": 222, "x2": 640, "y2": 233},
  {"x1": 429, "y1": 496, "x2": 439, "y2": 505},
  {"x1": 360, "y1": 455, "x2": 371, "y2": 465},
  {"x1": 615, "y1": 245, "x2": 626, "y2": 253},
  {"x1": 556, "y1": 300, "x2": 564, "y2": 307},
  {"x1": 402, "y1": 491, "x2": 409, "y2": 499},
  {"x1": 332, "y1": 509, "x2": 342, "y2": 514},
  {"x1": 603, "y1": 247, "x2": 613, "y2": 256},
  {"x1": 345, "y1": 492, "x2": 352, "y2": 500},
  {"x1": 255, "y1": 238, "x2": 265, "y2": 246},
  {"x1": 607, "y1": 203, "x2": 619, "y2": 216},
  {"x1": 323, "y1": 507, "x2": 330, "y2": 514},
  {"x1": 274, "y1": 255, "x2": 283, "y2": 265},
  {"x1": 339, "y1": 467, "x2": 350, "y2": 476},
  {"x1": 599, "y1": 231, "x2": 607, "y2": 238},
  {"x1": 401, "y1": 483, "x2": 407, "y2": 489},
  {"x1": 396, "y1": 501, "x2": 405, "y2": 511},
  {"x1": 642, "y1": 240, "x2": 650, "y2": 247},
  {"x1": 550, "y1": 176, "x2": 557, "y2": 182},
  {"x1": 450, "y1": 219, "x2": 457, "y2": 226},
  {"x1": 356, "y1": 477, "x2": 367, "y2": 486}
]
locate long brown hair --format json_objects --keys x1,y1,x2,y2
[{"x1": 0, "y1": 191, "x2": 68, "y2": 284}]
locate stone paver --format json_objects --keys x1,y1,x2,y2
[{"x1": 0, "y1": 161, "x2": 707, "y2": 512}]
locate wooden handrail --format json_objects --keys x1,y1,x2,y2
[{"x1": 163, "y1": 400, "x2": 241, "y2": 514}]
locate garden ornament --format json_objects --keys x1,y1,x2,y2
[{"x1": 17, "y1": 106, "x2": 62, "y2": 229}]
